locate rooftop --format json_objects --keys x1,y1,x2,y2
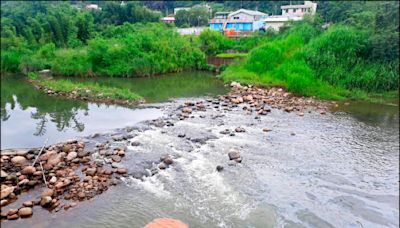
[{"x1": 229, "y1": 9, "x2": 267, "y2": 17}]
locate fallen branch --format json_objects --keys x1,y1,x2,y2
[
  {"x1": 32, "y1": 138, "x2": 48, "y2": 166},
  {"x1": 39, "y1": 161, "x2": 48, "y2": 188}
]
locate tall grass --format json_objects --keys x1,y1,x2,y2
[{"x1": 221, "y1": 21, "x2": 399, "y2": 100}]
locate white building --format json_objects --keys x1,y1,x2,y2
[
  {"x1": 209, "y1": 9, "x2": 267, "y2": 34},
  {"x1": 264, "y1": 1, "x2": 317, "y2": 31},
  {"x1": 85, "y1": 4, "x2": 101, "y2": 10}
]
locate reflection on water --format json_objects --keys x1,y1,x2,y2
[{"x1": 1, "y1": 73, "x2": 228, "y2": 149}]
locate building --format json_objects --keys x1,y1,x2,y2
[
  {"x1": 209, "y1": 12, "x2": 230, "y2": 30},
  {"x1": 85, "y1": 4, "x2": 101, "y2": 10},
  {"x1": 281, "y1": 1, "x2": 317, "y2": 17},
  {"x1": 264, "y1": 1, "x2": 317, "y2": 31},
  {"x1": 160, "y1": 14, "x2": 175, "y2": 23},
  {"x1": 209, "y1": 9, "x2": 268, "y2": 35}
]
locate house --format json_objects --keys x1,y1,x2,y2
[
  {"x1": 209, "y1": 9, "x2": 268, "y2": 35},
  {"x1": 209, "y1": 12, "x2": 230, "y2": 30},
  {"x1": 281, "y1": 1, "x2": 317, "y2": 17},
  {"x1": 85, "y1": 4, "x2": 101, "y2": 10},
  {"x1": 264, "y1": 1, "x2": 317, "y2": 31},
  {"x1": 161, "y1": 14, "x2": 176, "y2": 23}
]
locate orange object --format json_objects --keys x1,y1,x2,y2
[{"x1": 144, "y1": 218, "x2": 189, "y2": 228}]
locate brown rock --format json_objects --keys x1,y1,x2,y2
[
  {"x1": 116, "y1": 168, "x2": 128, "y2": 174},
  {"x1": 40, "y1": 196, "x2": 52, "y2": 207},
  {"x1": 23, "y1": 201, "x2": 33, "y2": 207},
  {"x1": 1, "y1": 199, "x2": 8, "y2": 206},
  {"x1": 85, "y1": 168, "x2": 96, "y2": 176},
  {"x1": 1, "y1": 186, "x2": 14, "y2": 199},
  {"x1": 7, "y1": 213, "x2": 19, "y2": 220},
  {"x1": 21, "y1": 166, "x2": 36, "y2": 175},
  {"x1": 18, "y1": 207, "x2": 33, "y2": 218},
  {"x1": 62, "y1": 144, "x2": 72, "y2": 153},
  {"x1": 78, "y1": 192, "x2": 86, "y2": 200},
  {"x1": 11, "y1": 156, "x2": 28, "y2": 167},
  {"x1": 41, "y1": 188, "x2": 54, "y2": 197},
  {"x1": 7, "y1": 209, "x2": 18, "y2": 215},
  {"x1": 18, "y1": 179, "x2": 29, "y2": 186}
]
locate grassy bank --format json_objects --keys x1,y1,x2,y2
[{"x1": 220, "y1": 19, "x2": 399, "y2": 101}]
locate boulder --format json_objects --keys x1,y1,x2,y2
[
  {"x1": 18, "y1": 207, "x2": 33, "y2": 218},
  {"x1": 216, "y1": 165, "x2": 224, "y2": 172},
  {"x1": 235, "y1": 127, "x2": 246, "y2": 133},
  {"x1": 110, "y1": 155, "x2": 121, "y2": 162}
]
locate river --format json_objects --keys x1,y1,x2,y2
[{"x1": 1, "y1": 74, "x2": 399, "y2": 228}]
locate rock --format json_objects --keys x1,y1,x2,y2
[
  {"x1": 85, "y1": 168, "x2": 97, "y2": 176},
  {"x1": 49, "y1": 176, "x2": 57, "y2": 184},
  {"x1": 0, "y1": 186, "x2": 14, "y2": 199},
  {"x1": 1, "y1": 199, "x2": 8, "y2": 206},
  {"x1": 62, "y1": 144, "x2": 72, "y2": 153},
  {"x1": 77, "y1": 151, "x2": 88, "y2": 158},
  {"x1": 78, "y1": 192, "x2": 86, "y2": 200},
  {"x1": 131, "y1": 141, "x2": 140, "y2": 146},
  {"x1": 110, "y1": 155, "x2": 121, "y2": 162},
  {"x1": 163, "y1": 156, "x2": 173, "y2": 165},
  {"x1": 22, "y1": 201, "x2": 33, "y2": 207},
  {"x1": 40, "y1": 196, "x2": 52, "y2": 207},
  {"x1": 290, "y1": 132, "x2": 296, "y2": 136},
  {"x1": 320, "y1": 110, "x2": 326, "y2": 115},
  {"x1": 158, "y1": 163, "x2": 167, "y2": 170},
  {"x1": 8, "y1": 209, "x2": 18, "y2": 215},
  {"x1": 66, "y1": 152, "x2": 77, "y2": 161},
  {"x1": 263, "y1": 128, "x2": 272, "y2": 132},
  {"x1": 284, "y1": 107, "x2": 294, "y2": 112},
  {"x1": 1, "y1": 170, "x2": 8, "y2": 178},
  {"x1": 178, "y1": 133, "x2": 186, "y2": 138},
  {"x1": 182, "y1": 107, "x2": 192, "y2": 114},
  {"x1": 298, "y1": 112, "x2": 304, "y2": 116},
  {"x1": 21, "y1": 166, "x2": 36, "y2": 175},
  {"x1": 216, "y1": 165, "x2": 224, "y2": 172},
  {"x1": 116, "y1": 168, "x2": 128, "y2": 174},
  {"x1": 228, "y1": 150, "x2": 241, "y2": 160},
  {"x1": 47, "y1": 153, "x2": 64, "y2": 167},
  {"x1": 7, "y1": 213, "x2": 19, "y2": 220},
  {"x1": 219, "y1": 129, "x2": 230, "y2": 135},
  {"x1": 11, "y1": 156, "x2": 28, "y2": 167},
  {"x1": 18, "y1": 207, "x2": 33, "y2": 218},
  {"x1": 111, "y1": 162, "x2": 125, "y2": 169},
  {"x1": 41, "y1": 188, "x2": 54, "y2": 197},
  {"x1": 18, "y1": 179, "x2": 29, "y2": 185},
  {"x1": 235, "y1": 127, "x2": 246, "y2": 133}
]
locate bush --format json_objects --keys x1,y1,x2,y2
[{"x1": 199, "y1": 29, "x2": 234, "y2": 55}]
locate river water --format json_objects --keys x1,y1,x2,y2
[
  {"x1": 1, "y1": 74, "x2": 399, "y2": 228},
  {"x1": 1, "y1": 72, "x2": 227, "y2": 149}
]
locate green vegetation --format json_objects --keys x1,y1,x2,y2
[
  {"x1": 175, "y1": 6, "x2": 210, "y2": 28},
  {"x1": 34, "y1": 77, "x2": 142, "y2": 101},
  {"x1": 221, "y1": 1, "x2": 399, "y2": 100}
]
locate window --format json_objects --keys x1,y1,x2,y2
[
  {"x1": 294, "y1": 9, "x2": 297, "y2": 13},
  {"x1": 234, "y1": 16, "x2": 239, "y2": 19}
]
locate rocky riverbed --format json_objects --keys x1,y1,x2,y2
[
  {"x1": 1, "y1": 82, "x2": 330, "y2": 222},
  {"x1": 5, "y1": 82, "x2": 394, "y2": 228}
]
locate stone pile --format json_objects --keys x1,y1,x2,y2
[{"x1": 0, "y1": 140, "x2": 128, "y2": 221}]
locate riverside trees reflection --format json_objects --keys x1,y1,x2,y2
[{"x1": 1, "y1": 75, "x2": 88, "y2": 136}]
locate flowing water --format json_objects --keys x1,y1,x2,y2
[
  {"x1": 1, "y1": 74, "x2": 399, "y2": 228},
  {"x1": 1, "y1": 72, "x2": 227, "y2": 149}
]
